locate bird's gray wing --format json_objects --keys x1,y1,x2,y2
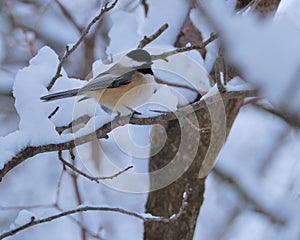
[{"x1": 79, "y1": 71, "x2": 134, "y2": 93}]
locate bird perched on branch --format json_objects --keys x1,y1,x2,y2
[{"x1": 41, "y1": 49, "x2": 155, "y2": 115}]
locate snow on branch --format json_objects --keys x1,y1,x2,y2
[{"x1": 0, "y1": 89, "x2": 256, "y2": 182}]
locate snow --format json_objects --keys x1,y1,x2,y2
[
  {"x1": 150, "y1": 47, "x2": 211, "y2": 93},
  {"x1": 0, "y1": 47, "x2": 81, "y2": 167},
  {"x1": 225, "y1": 76, "x2": 255, "y2": 91},
  {"x1": 13, "y1": 47, "x2": 63, "y2": 142},
  {"x1": 13, "y1": 210, "x2": 35, "y2": 226},
  {"x1": 275, "y1": 0, "x2": 300, "y2": 29}
]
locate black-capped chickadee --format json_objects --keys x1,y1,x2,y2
[{"x1": 40, "y1": 49, "x2": 155, "y2": 115}]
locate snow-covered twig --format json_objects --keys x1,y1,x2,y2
[
  {"x1": 47, "y1": 0, "x2": 118, "y2": 90},
  {"x1": 0, "y1": 186, "x2": 190, "y2": 239}
]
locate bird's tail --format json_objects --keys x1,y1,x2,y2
[{"x1": 40, "y1": 89, "x2": 80, "y2": 102}]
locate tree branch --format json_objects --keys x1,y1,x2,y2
[
  {"x1": 151, "y1": 33, "x2": 218, "y2": 61},
  {"x1": 54, "y1": 0, "x2": 82, "y2": 33},
  {"x1": 58, "y1": 150, "x2": 133, "y2": 183},
  {"x1": 154, "y1": 78, "x2": 199, "y2": 94},
  {"x1": 213, "y1": 167, "x2": 286, "y2": 225},
  {"x1": 47, "y1": 0, "x2": 118, "y2": 90},
  {"x1": 0, "y1": 187, "x2": 190, "y2": 239},
  {"x1": 0, "y1": 90, "x2": 256, "y2": 182},
  {"x1": 56, "y1": 114, "x2": 91, "y2": 134},
  {"x1": 138, "y1": 23, "x2": 169, "y2": 49},
  {"x1": 252, "y1": 103, "x2": 300, "y2": 129},
  {"x1": 4, "y1": 0, "x2": 36, "y2": 56}
]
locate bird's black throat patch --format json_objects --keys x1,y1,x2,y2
[{"x1": 137, "y1": 68, "x2": 153, "y2": 75}]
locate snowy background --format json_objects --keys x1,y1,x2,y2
[{"x1": 1, "y1": 0, "x2": 300, "y2": 239}]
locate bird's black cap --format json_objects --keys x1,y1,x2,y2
[{"x1": 126, "y1": 49, "x2": 152, "y2": 63}]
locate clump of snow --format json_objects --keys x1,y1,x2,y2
[
  {"x1": 13, "y1": 46, "x2": 64, "y2": 144},
  {"x1": 13, "y1": 209, "x2": 35, "y2": 226},
  {"x1": 0, "y1": 47, "x2": 82, "y2": 168},
  {"x1": 225, "y1": 76, "x2": 255, "y2": 92}
]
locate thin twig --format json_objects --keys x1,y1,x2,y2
[
  {"x1": 56, "y1": 115, "x2": 91, "y2": 134},
  {"x1": 214, "y1": 48, "x2": 227, "y2": 93},
  {"x1": 54, "y1": 205, "x2": 104, "y2": 240},
  {"x1": 213, "y1": 167, "x2": 286, "y2": 225},
  {"x1": 48, "y1": 106, "x2": 59, "y2": 119},
  {"x1": 252, "y1": 103, "x2": 300, "y2": 129},
  {"x1": 155, "y1": 78, "x2": 199, "y2": 94},
  {"x1": 66, "y1": 149, "x2": 87, "y2": 240},
  {"x1": 47, "y1": 0, "x2": 118, "y2": 90},
  {"x1": 151, "y1": 32, "x2": 218, "y2": 61},
  {"x1": 0, "y1": 89, "x2": 257, "y2": 182},
  {"x1": 54, "y1": 0, "x2": 82, "y2": 32},
  {"x1": 138, "y1": 23, "x2": 169, "y2": 49},
  {"x1": 34, "y1": 2, "x2": 53, "y2": 33},
  {"x1": 0, "y1": 187, "x2": 190, "y2": 239},
  {"x1": 219, "y1": 48, "x2": 228, "y2": 85},
  {"x1": 58, "y1": 150, "x2": 133, "y2": 183},
  {"x1": 141, "y1": 0, "x2": 149, "y2": 17},
  {"x1": 4, "y1": 0, "x2": 36, "y2": 56}
]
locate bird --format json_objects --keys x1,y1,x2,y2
[{"x1": 40, "y1": 49, "x2": 155, "y2": 115}]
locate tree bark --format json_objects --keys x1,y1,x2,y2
[
  {"x1": 144, "y1": 5, "x2": 244, "y2": 239},
  {"x1": 144, "y1": 98, "x2": 243, "y2": 240}
]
